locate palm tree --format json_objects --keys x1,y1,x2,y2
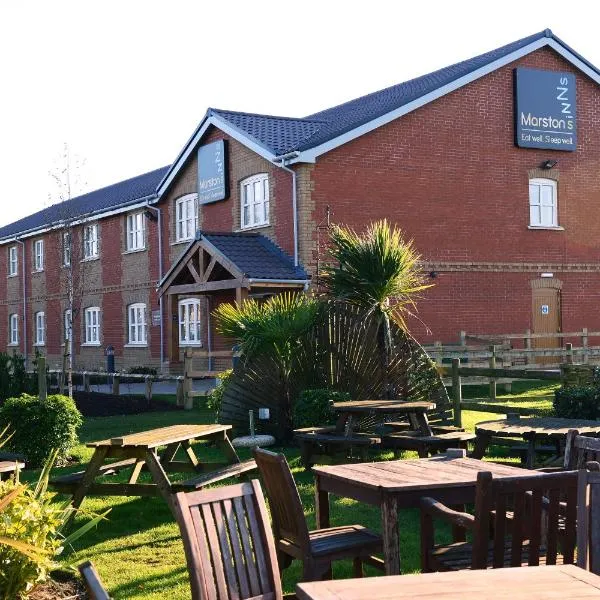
[{"x1": 321, "y1": 219, "x2": 432, "y2": 398}]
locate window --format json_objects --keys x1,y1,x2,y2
[
  {"x1": 241, "y1": 174, "x2": 269, "y2": 229},
  {"x1": 126, "y1": 212, "x2": 146, "y2": 251},
  {"x1": 62, "y1": 232, "x2": 71, "y2": 267},
  {"x1": 175, "y1": 194, "x2": 198, "y2": 242},
  {"x1": 9, "y1": 314, "x2": 18, "y2": 345},
  {"x1": 178, "y1": 298, "x2": 201, "y2": 346},
  {"x1": 8, "y1": 246, "x2": 17, "y2": 276},
  {"x1": 84, "y1": 307, "x2": 101, "y2": 345},
  {"x1": 64, "y1": 309, "x2": 72, "y2": 343},
  {"x1": 83, "y1": 223, "x2": 99, "y2": 259},
  {"x1": 33, "y1": 240, "x2": 44, "y2": 271},
  {"x1": 529, "y1": 178, "x2": 558, "y2": 228},
  {"x1": 128, "y1": 303, "x2": 147, "y2": 345},
  {"x1": 34, "y1": 311, "x2": 45, "y2": 346}
]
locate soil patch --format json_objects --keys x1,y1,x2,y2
[{"x1": 30, "y1": 571, "x2": 88, "y2": 599}]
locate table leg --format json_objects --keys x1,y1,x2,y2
[
  {"x1": 381, "y1": 492, "x2": 400, "y2": 575},
  {"x1": 160, "y1": 443, "x2": 180, "y2": 464},
  {"x1": 472, "y1": 433, "x2": 491, "y2": 459},
  {"x1": 524, "y1": 432, "x2": 537, "y2": 469},
  {"x1": 414, "y1": 412, "x2": 433, "y2": 436},
  {"x1": 128, "y1": 460, "x2": 145, "y2": 484},
  {"x1": 216, "y1": 433, "x2": 241, "y2": 464},
  {"x1": 70, "y1": 446, "x2": 109, "y2": 512},
  {"x1": 144, "y1": 450, "x2": 175, "y2": 510},
  {"x1": 315, "y1": 475, "x2": 330, "y2": 529},
  {"x1": 181, "y1": 440, "x2": 199, "y2": 468}
]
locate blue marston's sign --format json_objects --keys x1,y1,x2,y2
[
  {"x1": 198, "y1": 140, "x2": 229, "y2": 204},
  {"x1": 514, "y1": 67, "x2": 576, "y2": 151}
]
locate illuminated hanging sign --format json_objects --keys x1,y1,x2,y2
[
  {"x1": 514, "y1": 68, "x2": 576, "y2": 151},
  {"x1": 198, "y1": 140, "x2": 229, "y2": 204}
]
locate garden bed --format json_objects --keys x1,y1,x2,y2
[{"x1": 72, "y1": 391, "x2": 179, "y2": 417}]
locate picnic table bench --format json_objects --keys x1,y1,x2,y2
[{"x1": 50, "y1": 424, "x2": 256, "y2": 513}]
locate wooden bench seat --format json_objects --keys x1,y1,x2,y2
[
  {"x1": 173, "y1": 459, "x2": 256, "y2": 490},
  {"x1": 384, "y1": 431, "x2": 476, "y2": 458},
  {"x1": 50, "y1": 458, "x2": 140, "y2": 486},
  {"x1": 385, "y1": 422, "x2": 466, "y2": 434}
]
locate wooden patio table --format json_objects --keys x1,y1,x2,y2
[
  {"x1": 473, "y1": 416, "x2": 600, "y2": 468},
  {"x1": 0, "y1": 460, "x2": 24, "y2": 480},
  {"x1": 313, "y1": 451, "x2": 542, "y2": 575},
  {"x1": 296, "y1": 564, "x2": 600, "y2": 600},
  {"x1": 49, "y1": 424, "x2": 256, "y2": 512}
]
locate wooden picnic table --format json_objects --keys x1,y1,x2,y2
[
  {"x1": 50, "y1": 424, "x2": 256, "y2": 512},
  {"x1": 0, "y1": 460, "x2": 24, "y2": 480},
  {"x1": 473, "y1": 415, "x2": 600, "y2": 468},
  {"x1": 313, "y1": 450, "x2": 543, "y2": 575},
  {"x1": 296, "y1": 564, "x2": 600, "y2": 600}
]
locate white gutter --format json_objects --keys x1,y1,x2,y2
[
  {"x1": 272, "y1": 152, "x2": 300, "y2": 267},
  {"x1": 247, "y1": 278, "x2": 308, "y2": 285},
  {"x1": 15, "y1": 239, "x2": 27, "y2": 368},
  {"x1": 145, "y1": 203, "x2": 164, "y2": 368}
]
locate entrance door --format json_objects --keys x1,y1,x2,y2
[{"x1": 531, "y1": 284, "x2": 561, "y2": 364}]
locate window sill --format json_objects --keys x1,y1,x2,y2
[
  {"x1": 179, "y1": 343, "x2": 203, "y2": 347},
  {"x1": 7, "y1": 274, "x2": 18, "y2": 279},
  {"x1": 527, "y1": 225, "x2": 565, "y2": 231},
  {"x1": 62, "y1": 263, "x2": 71, "y2": 268},
  {"x1": 81, "y1": 256, "x2": 100, "y2": 263},
  {"x1": 236, "y1": 223, "x2": 271, "y2": 233},
  {"x1": 33, "y1": 343, "x2": 45, "y2": 347},
  {"x1": 8, "y1": 343, "x2": 18, "y2": 347},
  {"x1": 124, "y1": 343, "x2": 148, "y2": 348},
  {"x1": 81, "y1": 342, "x2": 101, "y2": 347},
  {"x1": 32, "y1": 269, "x2": 44, "y2": 274},
  {"x1": 123, "y1": 247, "x2": 146, "y2": 255},
  {"x1": 171, "y1": 238, "x2": 194, "y2": 246}
]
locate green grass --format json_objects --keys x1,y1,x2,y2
[{"x1": 24, "y1": 406, "x2": 514, "y2": 599}]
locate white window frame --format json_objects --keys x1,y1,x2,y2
[
  {"x1": 83, "y1": 223, "x2": 99, "y2": 259},
  {"x1": 175, "y1": 194, "x2": 198, "y2": 242},
  {"x1": 62, "y1": 231, "x2": 71, "y2": 267},
  {"x1": 84, "y1": 306, "x2": 101, "y2": 345},
  {"x1": 529, "y1": 178, "x2": 558, "y2": 228},
  {"x1": 64, "y1": 309, "x2": 72, "y2": 343},
  {"x1": 9, "y1": 314, "x2": 18, "y2": 345},
  {"x1": 127, "y1": 303, "x2": 147, "y2": 345},
  {"x1": 33, "y1": 239, "x2": 44, "y2": 271},
  {"x1": 126, "y1": 212, "x2": 146, "y2": 251},
  {"x1": 8, "y1": 246, "x2": 17, "y2": 277},
  {"x1": 240, "y1": 174, "x2": 270, "y2": 229},
  {"x1": 34, "y1": 311, "x2": 45, "y2": 346},
  {"x1": 178, "y1": 298, "x2": 202, "y2": 346}
]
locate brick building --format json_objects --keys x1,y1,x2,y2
[{"x1": 1, "y1": 29, "x2": 599, "y2": 372}]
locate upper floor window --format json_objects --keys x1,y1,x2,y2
[
  {"x1": 34, "y1": 311, "x2": 45, "y2": 346},
  {"x1": 176, "y1": 194, "x2": 198, "y2": 242},
  {"x1": 126, "y1": 212, "x2": 146, "y2": 251},
  {"x1": 64, "y1": 309, "x2": 72, "y2": 343},
  {"x1": 529, "y1": 178, "x2": 558, "y2": 228},
  {"x1": 241, "y1": 174, "x2": 269, "y2": 229},
  {"x1": 83, "y1": 223, "x2": 99, "y2": 259},
  {"x1": 9, "y1": 314, "x2": 18, "y2": 345},
  {"x1": 178, "y1": 298, "x2": 201, "y2": 346},
  {"x1": 62, "y1": 231, "x2": 71, "y2": 266},
  {"x1": 8, "y1": 246, "x2": 17, "y2": 276},
  {"x1": 33, "y1": 240, "x2": 44, "y2": 271},
  {"x1": 128, "y1": 303, "x2": 147, "y2": 345},
  {"x1": 84, "y1": 306, "x2": 101, "y2": 345}
]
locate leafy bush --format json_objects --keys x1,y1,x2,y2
[
  {"x1": 127, "y1": 366, "x2": 158, "y2": 376},
  {"x1": 553, "y1": 385, "x2": 600, "y2": 420},
  {"x1": 0, "y1": 352, "x2": 29, "y2": 402},
  {"x1": 0, "y1": 394, "x2": 82, "y2": 467},
  {"x1": 206, "y1": 370, "x2": 233, "y2": 420},
  {"x1": 293, "y1": 389, "x2": 351, "y2": 429}
]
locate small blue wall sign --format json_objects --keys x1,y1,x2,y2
[
  {"x1": 198, "y1": 140, "x2": 229, "y2": 204},
  {"x1": 514, "y1": 68, "x2": 576, "y2": 151}
]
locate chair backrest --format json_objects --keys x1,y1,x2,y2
[
  {"x1": 253, "y1": 448, "x2": 311, "y2": 553},
  {"x1": 471, "y1": 470, "x2": 578, "y2": 570},
  {"x1": 564, "y1": 430, "x2": 600, "y2": 469},
  {"x1": 577, "y1": 462, "x2": 600, "y2": 574},
  {"x1": 78, "y1": 561, "x2": 111, "y2": 600},
  {"x1": 172, "y1": 480, "x2": 283, "y2": 600}
]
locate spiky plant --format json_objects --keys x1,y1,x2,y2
[{"x1": 321, "y1": 219, "x2": 432, "y2": 398}]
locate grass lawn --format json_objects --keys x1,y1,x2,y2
[{"x1": 26, "y1": 404, "x2": 521, "y2": 599}]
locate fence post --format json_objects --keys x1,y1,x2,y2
[
  {"x1": 565, "y1": 342, "x2": 573, "y2": 365},
  {"x1": 83, "y1": 372, "x2": 90, "y2": 393},
  {"x1": 37, "y1": 356, "x2": 47, "y2": 401},
  {"x1": 582, "y1": 328, "x2": 589, "y2": 364},
  {"x1": 503, "y1": 353, "x2": 512, "y2": 393},
  {"x1": 451, "y1": 358, "x2": 462, "y2": 428},
  {"x1": 184, "y1": 349, "x2": 194, "y2": 410},
  {"x1": 176, "y1": 376, "x2": 185, "y2": 407},
  {"x1": 524, "y1": 329, "x2": 532, "y2": 365},
  {"x1": 112, "y1": 373, "x2": 120, "y2": 395},
  {"x1": 144, "y1": 376, "x2": 152, "y2": 405},
  {"x1": 459, "y1": 331, "x2": 466, "y2": 347},
  {"x1": 489, "y1": 345, "x2": 497, "y2": 402}
]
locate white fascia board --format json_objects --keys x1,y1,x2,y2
[
  {"x1": 0, "y1": 198, "x2": 155, "y2": 246},
  {"x1": 291, "y1": 37, "x2": 591, "y2": 164},
  {"x1": 156, "y1": 115, "x2": 277, "y2": 199}
]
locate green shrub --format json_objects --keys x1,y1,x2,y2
[
  {"x1": 0, "y1": 394, "x2": 82, "y2": 467},
  {"x1": 206, "y1": 370, "x2": 233, "y2": 420},
  {"x1": 553, "y1": 385, "x2": 600, "y2": 420},
  {"x1": 293, "y1": 389, "x2": 351, "y2": 429},
  {"x1": 127, "y1": 366, "x2": 158, "y2": 376},
  {"x1": 0, "y1": 352, "x2": 29, "y2": 402}
]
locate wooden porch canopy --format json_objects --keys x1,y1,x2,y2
[{"x1": 157, "y1": 231, "x2": 309, "y2": 299}]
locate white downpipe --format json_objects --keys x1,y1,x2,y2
[
  {"x1": 273, "y1": 153, "x2": 299, "y2": 267},
  {"x1": 145, "y1": 204, "x2": 164, "y2": 368},
  {"x1": 15, "y1": 239, "x2": 27, "y2": 368}
]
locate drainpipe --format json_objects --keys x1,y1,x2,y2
[
  {"x1": 273, "y1": 151, "x2": 300, "y2": 267},
  {"x1": 145, "y1": 204, "x2": 164, "y2": 368},
  {"x1": 15, "y1": 239, "x2": 27, "y2": 368}
]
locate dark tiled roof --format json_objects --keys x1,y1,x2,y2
[
  {"x1": 211, "y1": 29, "x2": 591, "y2": 155},
  {"x1": 0, "y1": 166, "x2": 169, "y2": 241},
  {"x1": 202, "y1": 232, "x2": 308, "y2": 280}
]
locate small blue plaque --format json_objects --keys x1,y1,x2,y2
[{"x1": 198, "y1": 140, "x2": 229, "y2": 204}]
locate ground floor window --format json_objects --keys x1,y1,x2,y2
[
  {"x1": 84, "y1": 307, "x2": 101, "y2": 345},
  {"x1": 9, "y1": 314, "x2": 18, "y2": 345},
  {"x1": 35, "y1": 311, "x2": 45, "y2": 346},
  {"x1": 128, "y1": 303, "x2": 147, "y2": 345},
  {"x1": 178, "y1": 298, "x2": 201, "y2": 346}
]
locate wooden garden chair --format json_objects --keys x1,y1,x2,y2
[
  {"x1": 576, "y1": 461, "x2": 600, "y2": 574},
  {"x1": 564, "y1": 430, "x2": 600, "y2": 469},
  {"x1": 420, "y1": 470, "x2": 578, "y2": 572},
  {"x1": 78, "y1": 561, "x2": 111, "y2": 600},
  {"x1": 253, "y1": 448, "x2": 384, "y2": 580},
  {"x1": 172, "y1": 479, "x2": 295, "y2": 600}
]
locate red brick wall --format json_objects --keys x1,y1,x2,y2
[{"x1": 311, "y1": 47, "x2": 600, "y2": 343}]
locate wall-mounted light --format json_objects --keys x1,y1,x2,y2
[
  {"x1": 540, "y1": 159, "x2": 558, "y2": 170},
  {"x1": 429, "y1": 271, "x2": 438, "y2": 279}
]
